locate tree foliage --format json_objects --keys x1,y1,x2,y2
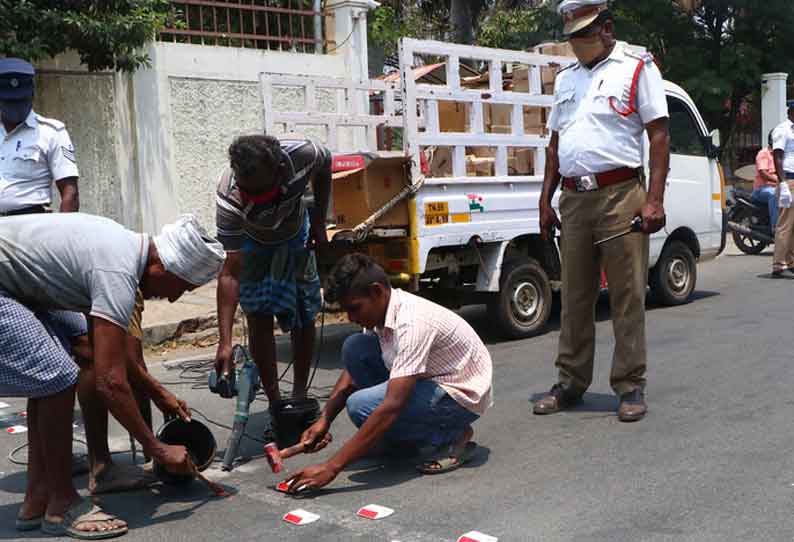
[
  {"x1": 369, "y1": 0, "x2": 794, "y2": 161},
  {"x1": 0, "y1": 0, "x2": 175, "y2": 72}
]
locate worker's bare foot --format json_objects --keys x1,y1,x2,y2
[
  {"x1": 90, "y1": 463, "x2": 156, "y2": 494},
  {"x1": 17, "y1": 489, "x2": 48, "y2": 522}
]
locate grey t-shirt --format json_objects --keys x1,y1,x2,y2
[{"x1": 0, "y1": 213, "x2": 148, "y2": 329}]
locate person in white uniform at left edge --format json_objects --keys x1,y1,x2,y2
[{"x1": 0, "y1": 58, "x2": 79, "y2": 216}]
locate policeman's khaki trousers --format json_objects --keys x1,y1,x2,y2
[
  {"x1": 556, "y1": 179, "x2": 649, "y2": 396},
  {"x1": 773, "y1": 180, "x2": 794, "y2": 272}
]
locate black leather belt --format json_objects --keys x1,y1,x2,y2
[{"x1": 0, "y1": 205, "x2": 47, "y2": 217}]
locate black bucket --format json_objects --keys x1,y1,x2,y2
[
  {"x1": 154, "y1": 419, "x2": 217, "y2": 485},
  {"x1": 271, "y1": 398, "x2": 320, "y2": 449}
]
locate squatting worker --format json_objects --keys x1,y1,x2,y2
[
  {"x1": 214, "y1": 135, "x2": 331, "y2": 442},
  {"x1": 0, "y1": 58, "x2": 79, "y2": 215},
  {"x1": 770, "y1": 102, "x2": 794, "y2": 278},
  {"x1": 0, "y1": 213, "x2": 225, "y2": 539},
  {"x1": 534, "y1": 0, "x2": 670, "y2": 422},
  {"x1": 283, "y1": 254, "x2": 492, "y2": 492}
]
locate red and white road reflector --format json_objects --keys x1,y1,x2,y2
[
  {"x1": 282, "y1": 509, "x2": 319, "y2": 526},
  {"x1": 458, "y1": 532, "x2": 498, "y2": 542},
  {"x1": 357, "y1": 504, "x2": 394, "y2": 520},
  {"x1": 6, "y1": 425, "x2": 27, "y2": 434},
  {"x1": 275, "y1": 481, "x2": 290, "y2": 493}
]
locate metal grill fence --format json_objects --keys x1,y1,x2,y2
[{"x1": 160, "y1": 0, "x2": 329, "y2": 54}]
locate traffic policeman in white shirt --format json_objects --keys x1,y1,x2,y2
[
  {"x1": 533, "y1": 0, "x2": 670, "y2": 422},
  {"x1": 0, "y1": 58, "x2": 79, "y2": 215},
  {"x1": 770, "y1": 101, "x2": 794, "y2": 278}
]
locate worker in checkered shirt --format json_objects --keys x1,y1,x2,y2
[
  {"x1": 281, "y1": 254, "x2": 493, "y2": 493},
  {"x1": 534, "y1": 0, "x2": 670, "y2": 422},
  {"x1": 0, "y1": 58, "x2": 79, "y2": 216}
]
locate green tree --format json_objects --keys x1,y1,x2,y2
[{"x1": 0, "y1": 0, "x2": 175, "y2": 72}]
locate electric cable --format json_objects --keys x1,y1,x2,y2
[{"x1": 7, "y1": 304, "x2": 332, "y2": 468}]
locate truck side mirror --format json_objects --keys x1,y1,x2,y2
[
  {"x1": 710, "y1": 129, "x2": 721, "y2": 148},
  {"x1": 701, "y1": 129, "x2": 721, "y2": 159}
]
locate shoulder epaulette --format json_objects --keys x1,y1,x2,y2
[
  {"x1": 624, "y1": 49, "x2": 654, "y2": 64},
  {"x1": 35, "y1": 115, "x2": 65, "y2": 131}
]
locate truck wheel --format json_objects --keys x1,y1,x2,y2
[
  {"x1": 488, "y1": 258, "x2": 552, "y2": 340},
  {"x1": 650, "y1": 241, "x2": 696, "y2": 306}
]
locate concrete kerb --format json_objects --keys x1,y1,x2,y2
[{"x1": 142, "y1": 313, "x2": 219, "y2": 346}]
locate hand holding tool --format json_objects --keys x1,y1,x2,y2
[{"x1": 594, "y1": 217, "x2": 643, "y2": 246}]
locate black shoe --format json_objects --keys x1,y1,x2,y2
[
  {"x1": 771, "y1": 269, "x2": 794, "y2": 279},
  {"x1": 617, "y1": 389, "x2": 647, "y2": 422},
  {"x1": 532, "y1": 383, "x2": 583, "y2": 415}
]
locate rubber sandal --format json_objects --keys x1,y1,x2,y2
[
  {"x1": 15, "y1": 514, "x2": 42, "y2": 531},
  {"x1": 417, "y1": 441, "x2": 477, "y2": 475},
  {"x1": 41, "y1": 497, "x2": 128, "y2": 540}
]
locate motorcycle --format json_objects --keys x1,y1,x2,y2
[{"x1": 727, "y1": 186, "x2": 775, "y2": 254}]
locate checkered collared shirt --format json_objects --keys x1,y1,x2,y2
[{"x1": 372, "y1": 288, "x2": 493, "y2": 415}]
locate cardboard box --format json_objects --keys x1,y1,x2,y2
[
  {"x1": 439, "y1": 101, "x2": 467, "y2": 132},
  {"x1": 509, "y1": 148, "x2": 535, "y2": 175},
  {"x1": 524, "y1": 107, "x2": 546, "y2": 136},
  {"x1": 332, "y1": 153, "x2": 410, "y2": 229},
  {"x1": 428, "y1": 146, "x2": 453, "y2": 177},
  {"x1": 484, "y1": 103, "x2": 512, "y2": 133},
  {"x1": 466, "y1": 155, "x2": 494, "y2": 177}
]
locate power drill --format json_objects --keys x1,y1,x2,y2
[{"x1": 207, "y1": 344, "x2": 261, "y2": 471}]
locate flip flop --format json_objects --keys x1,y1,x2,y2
[
  {"x1": 41, "y1": 497, "x2": 128, "y2": 540},
  {"x1": 15, "y1": 514, "x2": 42, "y2": 531},
  {"x1": 417, "y1": 441, "x2": 477, "y2": 475}
]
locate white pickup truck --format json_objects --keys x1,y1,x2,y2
[{"x1": 261, "y1": 38, "x2": 726, "y2": 339}]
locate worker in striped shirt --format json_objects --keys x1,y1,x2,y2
[{"x1": 283, "y1": 254, "x2": 493, "y2": 492}]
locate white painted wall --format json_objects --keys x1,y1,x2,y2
[{"x1": 762, "y1": 73, "x2": 788, "y2": 145}]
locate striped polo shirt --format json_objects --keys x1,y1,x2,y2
[
  {"x1": 215, "y1": 139, "x2": 331, "y2": 249},
  {"x1": 372, "y1": 288, "x2": 493, "y2": 415}
]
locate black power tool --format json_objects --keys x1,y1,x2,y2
[{"x1": 208, "y1": 345, "x2": 261, "y2": 470}]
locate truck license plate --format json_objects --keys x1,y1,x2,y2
[{"x1": 425, "y1": 201, "x2": 449, "y2": 226}]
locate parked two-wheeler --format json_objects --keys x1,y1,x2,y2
[{"x1": 727, "y1": 187, "x2": 775, "y2": 254}]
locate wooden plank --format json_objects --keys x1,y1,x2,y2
[
  {"x1": 418, "y1": 133, "x2": 549, "y2": 147},
  {"x1": 426, "y1": 100, "x2": 440, "y2": 135},
  {"x1": 494, "y1": 146, "x2": 508, "y2": 177},
  {"x1": 402, "y1": 37, "x2": 576, "y2": 68},
  {"x1": 452, "y1": 146, "x2": 466, "y2": 177},
  {"x1": 415, "y1": 85, "x2": 554, "y2": 107}
]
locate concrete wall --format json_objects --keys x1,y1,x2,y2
[
  {"x1": 162, "y1": 43, "x2": 346, "y2": 233},
  {"x1": 31, "y1": 0, "x2": 373, "y2": 234}
]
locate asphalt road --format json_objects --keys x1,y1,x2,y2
[{"x1": 2, "y1": 242, "x2": 794, "y2": 542}]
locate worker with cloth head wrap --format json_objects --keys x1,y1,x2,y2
[{"x1": 0, "y1": 212, "x2": 224, "y2": 540}]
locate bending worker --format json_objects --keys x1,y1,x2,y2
[
  {"x1": 214, "y1": 135, "x2": 331, "y2": 442},
  {"x1": 0, "y1": 57, "x2": 162, "y2": 494},
  {"x1": 283, "y1": 254, "x2": 492, "y2": 492},
  {"x1": 0, "y1": 212, "x2": 225, "y2": 539},
  {"x1": 534, "y1": 0, "x2": 670, "y2": 422}
]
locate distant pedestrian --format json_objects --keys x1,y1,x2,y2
[
  {"x1": 771, "y1": 102, "x2": 794, "y2": 278},
  {"x1": 751, "y1": 133, "x2": 778, "y2": 229}
]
